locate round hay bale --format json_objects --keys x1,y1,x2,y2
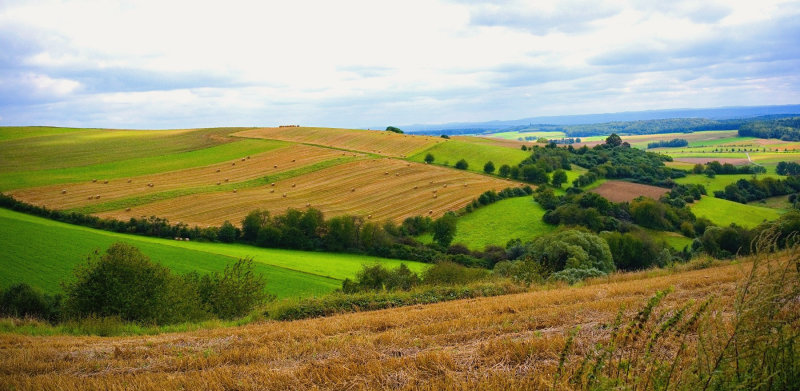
[
  {"x1": 443, "y1": 184, "x2": 447, "y2": 188},
  {"x1": 384, "y1": 172, "x2": 389, "y2": 175},
  {"x1": 406, "y1": 163, "x2": 411, "y2": 166},
  {"x1": 292, "y1": 183, "x2": 296, "y2": 188},
  {"x1": 125, "y1": 208, "x2": 131, "y2": 212},
  {"x1": 247, "y1": 156, "x2": 251, "y2": 159},
  {"x1": 95, "y1": 194, "x2": 100, "y2": 199},
  {"x1": 103, "y1": 180, "x2": 108, "y2": 184},
  {"x1": 216, "y1": 169, "x2": 220, "y2": 173},
  {"x1": 216, "y1": 181, "x2": 221, "y2": 185},
  {"x1": 282, "y1": 193, "x2": 287, "y2": 197},
  {"x1": 433, "y1": 194, "x2": 437, "y2": 198},
  {"x1": 428, "y1": 210, "x2": 433, "y2": 214},
  {"x1": 127, "y1": 179, "x2": 132, "y2": 183},
  {"x1": 395, "y1": 173, "x2": 399, "y2": 177},
  {"x1": 351, "y1": 188, "x2": 356, "y2": 192},
  {"x1": 147, "y1": 183, "x2": 154, "y2": 187},
  {"x1": 292, "y1": 159, "x2": 296, "y2": 162},
  {"x1": 271, "y1": 183, "x2": 275, "y2": 186},
  {"x1": 87, "y1": 196, "x2": 93, "y2": 200},
  {"x1": 413, "y1": 186, "x2": 418, "y2": 189},
  {"x1": 368, "y1": 214, "x2": 372, "y2": 219},
  {"x1": 433, "y1": 189, "x2": 437, "y2": 193},
  {"x1": 270, "y1": 189, "x2": 275, "y2": 193},
  {"x1": 429, "y1": 181, "x2": 433, "y2": 184},
  {"x1": 306, "y1": 203, "x2": 311, "y2": 207},
  {"x1": 61, "y1": 189, "x2": 67, "y2": 194},
  {"x1": 233, "y1": 189, "x2": 237, "y2": 193},
  {"x1": 241, "y1": 158, "x2": 246, "y2": 162},
  {"x1": 274, "y1": 165, "x2": 278, "y2": 168},
  {"x1": 225, "y1": 178, "x2": 229, "y2": 182},
  {"x1": 92, "y1": 179, "x2": 97, "y2": 183},
  {"x1": 232, "y1": 162, "x2": 236, "y2": 166},
  {"x1": 463, "y1": 183, "x2": 467, "y2": 187}
]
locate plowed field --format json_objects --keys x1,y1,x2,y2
[
  {"x1": 234, "y1": 127, "x2": 443, "y2": 157},
  {"x1": 589, "y1": 180, "x2": 669, "y2": 202},
  {"x1": 97, "y1": 159, "x2": 519, "y2": 225}
]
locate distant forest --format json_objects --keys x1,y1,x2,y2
[{"x1": 415, "y1": 114, "x2": 800, "y2": 138}]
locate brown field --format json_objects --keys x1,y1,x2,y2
[
  {"x1": 1, "y1": 255, "x2": 783, "y2": 390},
  {"x1": 96, "y1": 158, "x2": 519, "y2": 226},
  {"x1": 9, "y1": 144, "x2": 359, "y2": 211},
  {"x1": 590, "y1": 180, "x2": 669, "y2": 202},
  {"x1": 673, "y1": 157, "x2": 750, "y2": 165},
  {"x1": 234, "y1": 127, "x2": 444, "y2": 158},
  {"x1": 453, "y1": 135, "x2": 528, "y2": 149}
]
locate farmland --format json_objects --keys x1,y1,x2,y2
[
  {"x1": 0, "y1": 208, "x2": 429, "y2": 298},
  {"x1": 675, "y1": 173, "x2": 780, "y2": 194},
  {"x1": 588, "y1": 180, "x2": 669, "y2": 202},
  {"x1": 95, "y1": 158, "x2": 517, "y2": 226},
  {"x1": 421, "y1": 196, "x2": 554, "y2": 250},
  {"x1": 234, "y1": 127, "x2": 442, "y2": 158},
  {"x1": 408, "y1": 138, "x2": 531, "y2": 174},
  {"x1": 689, "y1": 195, "x2": 782, "y2": 228},
  {"x1": 0, "y1": 253, "x2": 782, "y2": 390}
]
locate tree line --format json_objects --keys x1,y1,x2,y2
[{"x1": 647, "y1": 138, "x2": 688, "y2": 149}]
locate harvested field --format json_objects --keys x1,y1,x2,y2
[
  {"x1": 674, "y1": 157, "x2": 750, "y2": 165},
  {"x1": 234, "y1": 127, "x2": 443, "y2": 158},
  {"x1": 0, "y1": 257, "x2": 770, "y2": 390},
  {"x1": 9, "y1": 144, "x2": 359, "y2": 211},
  {"x1": 589, "y1": 180, "x2": 669, "y2": 202},
  {"x1": 97, "y1": 159, "x2": 519, "y2": 225}
]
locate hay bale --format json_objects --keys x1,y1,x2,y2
[
  {"x1": 428, "y1": 210, "x2": 433, "y2": 214},
  {"x1": 185, "y1": 238, "x2": 190, "y2": 241},
  {"x1": 125, "y1": 208, "x2": 131, "y2": 212},
  {"x1": 367, "y1": 214, "x2": 372, "y2": 219},
  {"x1": 225, "y1": 178, "x2": 229, "y2": 182},
  {"x1": 95, "y1": 195, "x2": 100, "y2": 199},
  {"x1": 274, "y1": 165, "x2": 278, "y2": 168},
  {"x1": 61, "y1": 189, "x2": 67, "y2": 194},
  {"x1": 292, "y1": 159, "x2": 296, "y2": 162},
  {"x1": 232, "y1": 162, "x2": 236, "y2": 166},
  {"x1": 429, "y1": 181, "x2": 433, "y2": 184},
  {"x1": 413, "y1": 186, "x2": 418, "y2": 189},
  {"x1": 87, "y1": 196, "x2": 93, "y2": 200},
  {"x1": 292, "y1": 183, "x2": 296, "y2": 188},
  {"x1": 443, "y1": 184, "x2": 447, "y2": 188},
  {"x1": 433, "y1": 194, "x2": 437, "y2": 198},
  {"x1": 127, "y1": 179, "x2": 132, "y2": 183},
  {"x1": 433, "y1": 189, "x2": 437, "y2": 193},
  {"x1": 282, "y1": 193, "x2": 287, "y2": 198},
  {"x1": 233, "y1": 189, "x2": 237, "y2": 193},
  {"x1": 395, "y1": 173, "x2": 399, "y2": 177},
  {"x1": 103, "y1": 180, "x2": 108, "y2": 184},
  {"x1": 306, "y1": 203, "x2": 311, "y2": 207},
  {"x1": 463, "y1": 183, "x2": 467, "y2": 187},
  {"x1": 270, "y1": 189, "x2": 275, "y2": 193},
  {"x1": 271, "y1": 182, "x2": 275, "y2": 186},
  {"x1": 384, "y1": 172, "x2": 389, "y2": 175},
  {"x1": 216, "y1": 181, "x2": 221, "y2": 185},
  {"x1": 241, "y1": 158, "x2": 246, "y2": 162},
  {"x1": 247, "y1": 156, "x2": 251, "y2": 159},
  {"x1": 216, "y1": 169, "x2": 220, "y2": 173}
]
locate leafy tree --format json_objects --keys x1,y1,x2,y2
[
  {"x1": 498, "y1": 164, "x2": 511, "y2": 178},
  {"x1": 551, "y1": 169, "x2": 568, "y2": 188},
  {"x1": 432, "y1": 212, "x2": 458, "y2": 247},
  {"x1": 0, "y1": 283, "x2": 61, "y2": 322},
  {"x1": 385, "y1": 264, "x2": 420, "y2": 291},
  {"x1": 522, "y1": 229, "x2": 614, "y2": 274},
  {"x1": 522, "y1": 165, "x2": 548, "y2": 184},
  {"x1": 424, "y1": 153, "x2": 435, "y2": 164},
  {"x1": 422, "y1": 261, "x2": 488, "y2": 285},
  {"x1": 217, "y1": 220, "x2": 238, "y2": 243},
  {"x1": 455, "y1": 159, "x2": 469, "y2": 170},
  {"x1": 241, "y1": 209, "x2": 270, "y2": 242},
  {"x1": 483, "y1": 161, "x2": 495, "y2": 174},
  {"x1": 385, "y1": 126, "x2": 404, "y2": 134},
  {"x1": 195, "y1": 258, "x2": 269, "y2": 319},
  {"x1": 605, "y1": 133, "x2": 623, "y2": 147}
]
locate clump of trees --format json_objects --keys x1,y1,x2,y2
[
  {"x1": 455, "y1": 159, "x2": 469, "y2": 170},
  {"x1": 738, "y1": 117, "x2": 800, "y2": 140},
  {"x1": 714, "y1": 176, "x2": 800, "y2": 203},
  {"x1": 647, "y1": 138, "x2": 688, "y2": 149},
  {"x1": 424, "y1": 153, "x2": 435, "y2": 163},
  {"x1": 341, "y1": 261, "x2": 489, "y2": 293},
  {"x1": 385, "y1": 126, "x2": 404, "y2": 134},
  {"x1": 1, "y1": 243, "x2": 270, "y2": 325},
  {"x1": 692, "y1": 161, "x2": 766, "y2": 176},
  {"x1": 777, "y1": 161, "x2": 800, "y2": 176}
]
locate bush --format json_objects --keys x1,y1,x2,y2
[
  {"x1": 0, "y1": 283, "x2": 61, "y2": 322},
  {"x1": 548, "y1": 268, "x2": 606, "y2": 284},
  {"x1": 423, "y1": 261, "x2": 489, "y2": 285},
  {"x1": 493, "y1": 259, "x2": 546, "y2": 285},
  {"x1": 522, "y1": 229, "x2": 614, "y2": 274},
  {"x1": 455, "y1": 159, "x2": 469, "y2": 170},
  {"x1": 196, "y1": 258, "x2": 270, "y2": 319},
  {"x1": 483, "y1": 161, "x2": 495, "y2": 174},
  {"x1": 424, "y1": 153, "x2": 435, "y2": 164}
]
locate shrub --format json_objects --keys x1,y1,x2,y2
[
  {"x1": 0, "y1": 283, "x2": 62, "y2": 322},
  {"x1": 548, "y1": 267, "x2": 606, "y2": 284},
  {"x1": 483, "y1": 161, "x2": 495, "y2": 174},
  {"x1": 217, "y1": 220, "x2": 238, "y2": 243},
  {"x1": 196, "y1": 258, "x2": 270, "y2": 319},
  {"x1": 424, "y1": 153, "x2": 435, "y2": 164},
  {"x1": 455, "y1": 159, "x2": 469, "y2": 170},
  {"x1": 522, "y1": 229, "x2": 614, "y2": 274},
  {"x1": 423, "y1": 261, "x2": 489, "y2": 285},
  {"x1": 493, "y1": 259, "x2": 546, "y2": 284},
  {"x1": 498, "y1": 164, "x2": 511, "y2": 177}
]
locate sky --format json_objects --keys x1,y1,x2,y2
[{"x1": 1, "y1": 0, "x2": 799, "y2": 129}]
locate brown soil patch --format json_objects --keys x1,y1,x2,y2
[{"x1": 590, "y1": 180, "x2": 669, "y2": 202}]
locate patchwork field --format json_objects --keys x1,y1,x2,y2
[
  {"x1": 96, "y1": 158, "x2": 519, "y2": 226},
  {"x1": 588, "y1": 180, "x2": 669, "y2": 202},
  {"x1": 10, "y1": 144, "x2": 361, "y2": 212},
  {"x1": 675, "y1": 173, "x2": 780, "y2": 194},
  {"x1": 0, "y1": 255, "x2": 768, "y2": 390},
  {"x1": 408, "y1": 139, "x2": 531, "y2": 174},
  {"x1": 0, "y1": 208, "x2": 428, "y2": 298},
  {"x1": 234, "y1": 127, "x2": 442, "y2": 158},
  {"x1": 689, "y1": 195, "x2": 782, "y2": 228}
]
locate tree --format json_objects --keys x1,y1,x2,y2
[
  {"x1": 524, "y1": 230, "x2": 614, "y2": 274},
  {"x1": 432, "y1": 212, "x2": 458, "y2": 247},
  {"x1": 424, "y1": 153, "x2": 435, "y2": 164},
  {"x1": 605, "y1": 133, "x2": 622, "y2": 147},
  {"x1": 455, "y1": 159, "x2": 469, "y2": 170},
  {"x1": 551, "y1": 169, "x2": 568, "y2": 188},
  {"x1": 483, "y1": 161, "x2": 495, "y2": 174},
  {"x1": 385, "y1": 126, "x2": 403, "y2": 134},
  {"x1": 197, "y1": 258, "x2": 269, "y2": 319},
  {"x1": 522, "y1": 165, "x2": 548, "y2": 184},
  {"x1": 241, "y1": 209, "x2": 270, "y2": 242},
  {"x1": 498, "y1": 164, "x2": 511, "y2": 178},
  {"x1": 217, "y1": 220, "x2": 238, "y2": 243}
]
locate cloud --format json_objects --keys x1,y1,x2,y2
[{"x1": 467, "y1": 0, "x2": 622, "y2": 35}]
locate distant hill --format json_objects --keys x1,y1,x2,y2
[{"x1": 401, "y1": 104, "x2": 800, "y2": 134}]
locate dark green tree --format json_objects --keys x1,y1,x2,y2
[
  {"x1": 522, "y1": 165, "x2": 548, "y2": 184},
  {"x1": 241, "y1": 209, "x2": 270, "y2": 242},
  {"x1": 605, "y1": 133, "x2": 622, "y2": 147},
  {"x1": 455, "y1": 159, "x2": 469, "y2": 170},
  {"x1": 483, "y1": 161, "x2": 495, "y2": 174},
  {"x1": 551, "y1": 169, "x2": 568, "y2": 188},
  {"x1": 217, "y1": 220, "x2": 238, "y2": 243},
  {"x1": 498, "y1": 164, "x2": 511, "y2": 178},
  {"x1": 424, "y1": 153, "x2": 435, "y2": 164},
  {"x1": 432, "y1": 212, "x2": 458, "y2": 247},
  {"x1": 385, "y1": 126, "x2": 404, "y2": 134}
]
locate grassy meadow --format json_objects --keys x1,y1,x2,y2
[
  {"x1": 0, "y1": 208, "x2": 429, "y2": 298},
  {"x1": 448, "y1": 196, "x2": 554, "y2": 250},
  {"x1": 409, "y1": 139, "x2": 531, "y2": 174},
  {"x1": 689, "y1": 195, "x2": 782, "y2": 228}
]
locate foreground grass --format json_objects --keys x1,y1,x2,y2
[
  {"x1": 0, "y1": 208, "x2": 427, "y2": 298},
  {"x1": 689, "y1": 195, "x2": 782, "y2": 228},
  {"x1": 0, "y1": 252, "x2": 788, "y2": 390}
]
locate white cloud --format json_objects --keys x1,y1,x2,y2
[{"x1": 0, "y1": 0, "x2": 797, "y2": 127}]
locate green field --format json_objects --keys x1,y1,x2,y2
[
  {"x1": 0, "y1": 208, "x2": 428, "y2": 298},
  {"x1": 409, "y1": 139, "x2": 530, "y2": 174},
  {"x1": 644, "y1": 229, "x2": 693, "y2": 251},
  {"x1": 674, "y1": 173, "x2": 780, "y2": 194},
  {"x1": 689, "y1": 196, "x2": 782, "y2": 228},
  {"x1": 419, "y1": 197, "x2": 554, "y2": 250},
  {"x1": 486, "y1": 130, "x2": 567, "y2": 140}
]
